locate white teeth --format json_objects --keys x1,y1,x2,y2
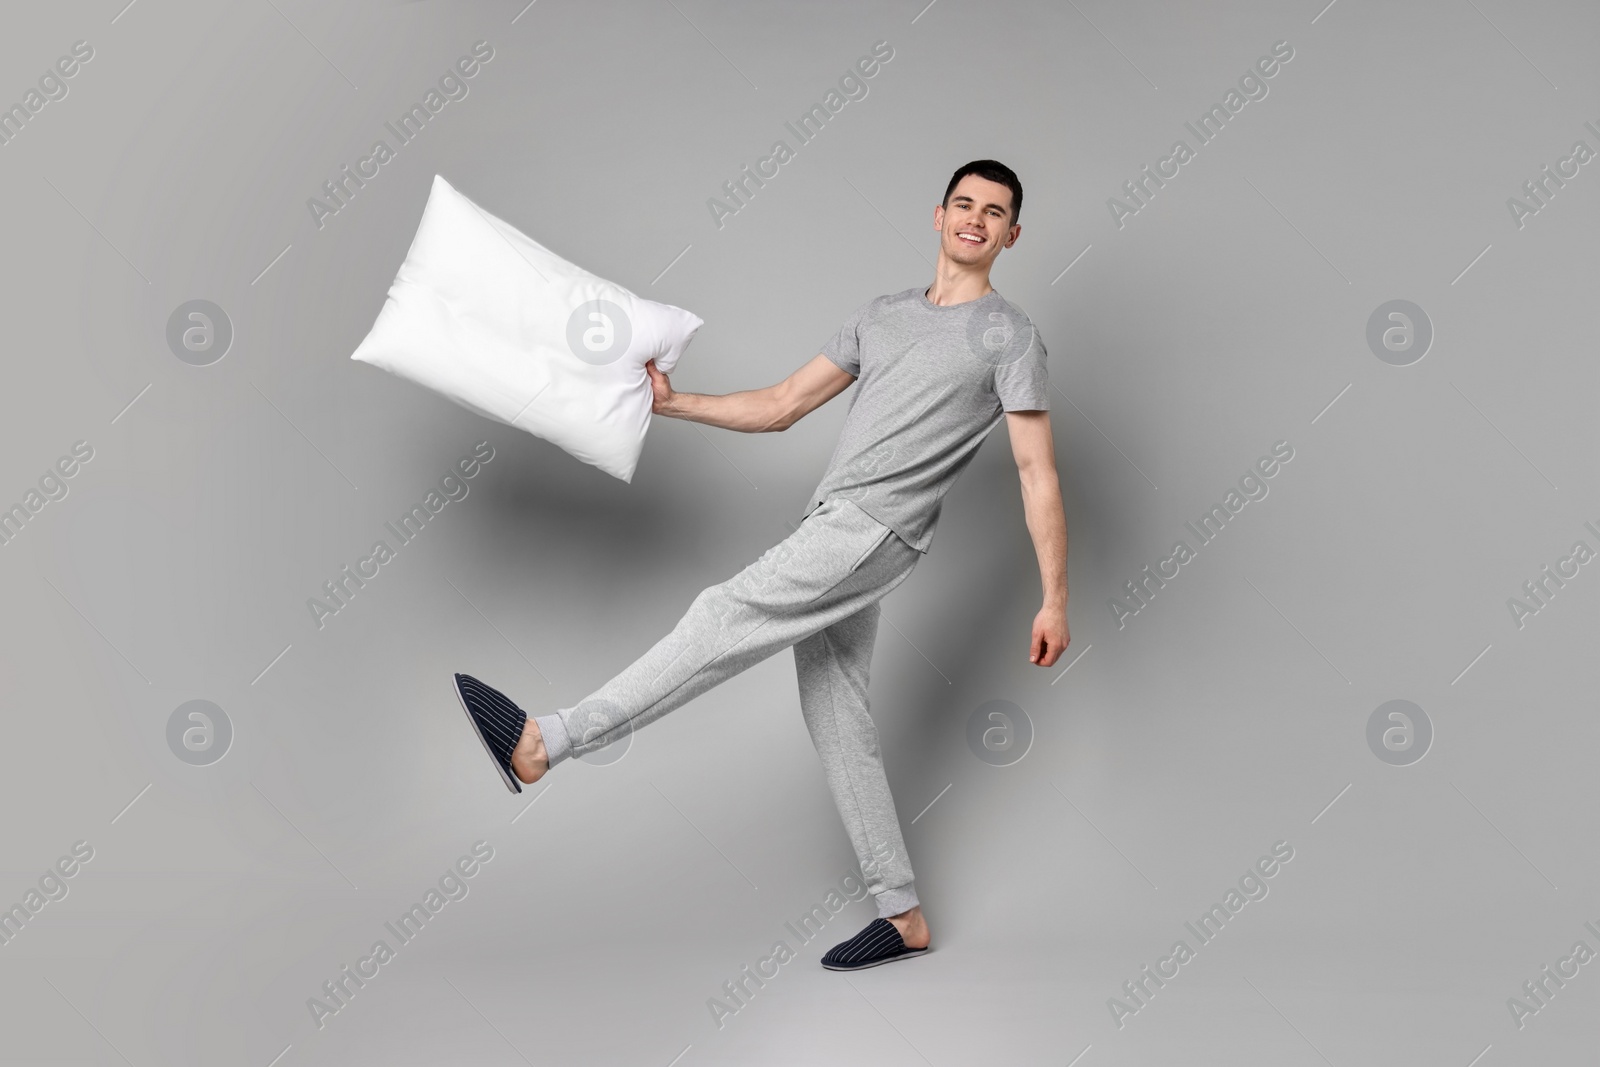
[{"x1": 958, "y1": 233, "x2": 982, "y2": 242}]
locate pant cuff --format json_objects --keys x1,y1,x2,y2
[
  {"x1": 874, "y1": 881, "x2": 919, "y2": 919},
  {"x1": 533, "y1": 712, "x2": 573, "y2": 768}
]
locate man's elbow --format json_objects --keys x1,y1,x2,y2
[
  {"x1": 765, "y1": 386, "x2": 802, "y2": 432},
  {"x1": 1017, "y1": 461, "x2": 1060, "y2": 488}
]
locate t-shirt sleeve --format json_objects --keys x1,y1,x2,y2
[
  {"x1": 994, "y1": 328, "x2": 1050, "y2": 411},
  {"x1": 820, "y1": 300, "x2": 872, "y2": 377}
]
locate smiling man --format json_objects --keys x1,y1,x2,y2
[{"x1": 452, "y1": 159, "x2": 1069, "y2": 971}]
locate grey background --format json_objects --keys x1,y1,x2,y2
[{"x1": 1, "y1": 0, "x2": 1595, "y2": 1064}]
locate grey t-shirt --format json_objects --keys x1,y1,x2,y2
[{"x1": 803, "y1": 286, "x2": 1050, "y2": 553}]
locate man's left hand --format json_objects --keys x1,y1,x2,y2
[{"x1": 1029, "y1": 604, "x2": 1070, "y2": 666}]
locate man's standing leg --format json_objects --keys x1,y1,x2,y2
[{"x1": 795, "y1": 600, "x2": 929, "y2": 951}]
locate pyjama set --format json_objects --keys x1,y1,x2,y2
[{"x1": 534, "y1": 285, "x2": 1052, "y2": 919}]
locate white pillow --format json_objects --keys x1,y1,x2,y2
[{"x1": 352, "y1": 174, "x2": 703, "y2": 482}]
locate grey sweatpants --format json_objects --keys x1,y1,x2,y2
[{"x1": 532, "y1": 495, "x2": 923, "y2": 918}]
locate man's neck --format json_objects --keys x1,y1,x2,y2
[{"x1": 924, "y1": 258, "x2": 994, "y2": 306}]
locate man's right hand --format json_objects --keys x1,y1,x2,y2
[
  {"x1": 641, "y1": 354, "x2": 852, "y2": 432},
  {"x1": 645, "y1": 358, "x2": 675, "y2": 417}
]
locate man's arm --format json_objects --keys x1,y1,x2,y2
[
  {"x1": 646, "y1": 354, "x2": 855, "y2": 433},
  {"x1": 1006, "y1": 409, "x2": 1070, "y2": 666}
]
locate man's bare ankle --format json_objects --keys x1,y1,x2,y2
[
  {"x1": 511, "y1": 719, "x2": 548, "y2": 784},
  {"x1": 886, "y1": 905, "x2": 929, "y2": 947}
]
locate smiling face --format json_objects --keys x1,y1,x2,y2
[{"x1": 934, "y1": 174, "x2": 1020, "y2": 268}]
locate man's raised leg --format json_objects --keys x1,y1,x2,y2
[{"x1": 459, "y1": 497, "x2": 914, "y2": 784}]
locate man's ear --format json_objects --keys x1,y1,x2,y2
[{"x1": 933, "y1": 202, "x2": 946, "y2": 230}]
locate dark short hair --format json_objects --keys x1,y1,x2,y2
[{"x1": 942, "y1": 160, "x2": 1022, "y2": 225}]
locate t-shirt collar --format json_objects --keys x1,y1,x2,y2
[{"x1": 917, "y1": 285, "x2": 1001, "y2": 311}]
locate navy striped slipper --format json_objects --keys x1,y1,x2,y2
[
  {"x1": 820, "y1": 918, "x2": 929, "y2": 971},
  {"x1": 452, "y1": 673, "x2": 527, "y2": 794}
]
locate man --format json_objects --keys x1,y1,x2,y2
[{"x1": 453, "y1": 159, "x2": 1069, "y2": 971}]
